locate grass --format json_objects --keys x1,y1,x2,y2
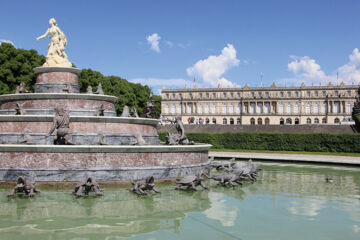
[{"x1": 210, "y1": 148, "x2": 360, "y2": 157}]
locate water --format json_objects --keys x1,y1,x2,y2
[{"x1": 0, "y1": 162, "x2": 359, "y2": 240}]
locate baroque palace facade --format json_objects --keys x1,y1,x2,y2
[{"x1": 161, "y1": 82, "x2": 358, "y2": 125}]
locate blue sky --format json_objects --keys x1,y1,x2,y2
[{"x1": 1, "y1": 0, "x2": 360, "y2": 94}]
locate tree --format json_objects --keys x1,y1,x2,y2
[{"x1": 0, "y1": 42, "x2": 45, "y2": 94}]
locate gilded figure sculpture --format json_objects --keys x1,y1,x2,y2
[{"x1": 36, "y1": 18, "x2": 72, "y2": 67}]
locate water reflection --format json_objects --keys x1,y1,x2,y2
[{"x1": 0, "y1": 163, "x2": 359, "y2": 240}]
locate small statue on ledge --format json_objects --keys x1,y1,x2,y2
[
  {"x1": 73, "y1": 177, "x2": 103, "y2": 197},
  {"x1": 141, "y1": 91, "x2": 159, "y2": 119},
  {"x1": 95, "y1": 104, "x2": 105, "y2": 116},
  {"x1": 86, "y1": 86, "x2": 93, "y2": 94},
  {"x1": 46, "y1": 105, "x2": 74, "y2": 145},
  {"x1": 94, "y1": 83, "x2": 104, "y2": 95},
  {"x1": 8, "y1": 176, "x2": 40, "y2": 197},
  {"x1": 20, "y1": 129, "x2": 36, "y2": 145},
  {"x1": 130, "y1": 107, "x2": 139, "y2": 118},
  {"x1": 15, "y1": 103, "x2": 26, "y2": 115},
  {"x1": 121, "y1": 105, "x2": 131, "y2": 117},
  {"x1": 164, "y1": 116, "x2": 194, "y2": 145},
  {"x1": 130, "y1": 176, "x2": 160, "y2": 195},
  {"x1": 15, "y1": 82, "x2": 29, "y2": 94},
  {"x1": 63, "y1": 83, "x2": 74, "y2": 93}
]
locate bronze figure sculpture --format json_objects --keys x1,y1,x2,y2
[
  {"x1": 15, "y1": 103, "x2": 26, "y2": 115},
  {"x1": 73, "y1": 177, "x2": 103, "y2": 197},
  {"x1": 130, "y1": 176, "x2": 161, "y2": 195},
  {"x1": 165, "y1": 116, "x2": 194, "y2": 145},
  {"x1": 8, "y1": 176, "x2": 40, "y2": 197},
  {"x1": 141, "y1": 91, "x2": 159, "y2": 118},
  {"x1": 174, "y1": 174, "x2": 209, "y2": 191},
  {"x1": 95, "y1": 104, "x2": 105, "y2": 116},
  {"x1": 46, "y1": 105, "x2": 74, "y2": 145}
]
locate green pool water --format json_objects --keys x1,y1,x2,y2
[{"x1": 0, "y1": 162, "x2": 359, "y2": 240}]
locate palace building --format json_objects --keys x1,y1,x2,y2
[{"x1": 161, "y1": 82, "x2": 357, "y2": 125}]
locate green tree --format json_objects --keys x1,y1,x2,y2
[{"x1": 0, "y1": 42, "x2": 45, "y2": 94}]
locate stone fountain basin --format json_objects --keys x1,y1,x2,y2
[
  {"x1": 0, "y1": 144, "x2": 212, "y2": 181},
  {"x1": 0, "y1": 115, "x2": 160, "y2": 145}
]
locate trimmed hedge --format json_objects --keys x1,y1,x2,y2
[{"x1": 159, "y1": 132, "x2": 360, "y2": 153}]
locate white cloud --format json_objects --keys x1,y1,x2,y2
[
  {"x1": 288, "y1": 48, "x2": 360, "y2": 85},
  {"x1": 164, "y1": 40, "x2": 174, "y2": 48},
  {"x1": 186, "y1": 44, "x2": 240, "y2": 87},
  {"x1": 146, "y1": 33, "x2": 161, "y2": 53},
  {"x1": 0, "y1": 39, "x2": 15, "y2": 46}
]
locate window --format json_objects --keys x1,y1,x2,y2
[
  {"x1": 314, "y1": 118, "x2": 319, "y2": 124},
  {"x1": 205, "y1": 104, "x2": 210, "y2": 114},
  {"x1": 287, "y1": 91, "x2": 291, "y2": 97},
  {"x1": 223, "y1": 92, "x2": 227, "y2": 98},
  {"x1": 178, "y1": 104, "x2": 182, "y2": 114},
  {"x1": 314, "y1": 103, "x2": 319, "y2": 114},
  {"x1": 206, "y1": 118, "x2": 210, "y2": 124},
  {"x1": 212, "y1": 104, "x2": 216, "y2": 114},
  {"x1": 294, "y1": 104, "x2": 299, "y2": 114},
  {"x1": 172, "y1": 93, "x2": 176, "y2": 99},
  {"x1": 315, "y1": 91, "x2": 318, "y2": 97},
  {"x1": 280, "y1": 118, "x2": 284, "y2": 125},
  {"x1": 237, "y1": 92, "x2": 241, "y2": 98},
  {"x1": 322, "y1": 118, "x2": 327, "y2": 124},
  {"x1": 250, "y1": 103, "x2": 256, "y2": 114},
  {"x1": 346, "y1": 103, "x2": 351, "y2": 113},
  {"x1": 266, "y1": 92, "x2": 269, "y2": 98},
  {"x1": 295, "y1": 92, "x2": 299, "y2": 97},
  {"x1": 280, "y1": 92, "x2": 284, "y2": 97},
  {"x1": 306, "y1": 118, "x2": 311, "y2": 124},
  {"x1": 307, "y1": 91, "x2": 311, "y2": 97},
  {"x1": 212, "y1": 93, "x2": 216, "y2": 98},
  {"x1": 250, "y1": 118, "x2": 255, "y2": 125},
  {"x1": 258, "y1": 92, "x2": 262, "y2": 98},
  {"x1": 171, "y1": 104, "x2": 176, "y2": 114},
  {"x1": 265, "y1": 118, "x2": 270, "y2": 125},
  {"x1": 198, "y1": 104, "x2": 203, "y2": 114},
  {"x1": 189, "y1": 93, "x2": 193, "y2": 99},
  {"x1": 279, "y1": 104, "x2": 284, "y2": 114},
  {"x1": 257, "y1": 103, "x2": 263, "y2": 114},
  {"x1": 165, "y1": 104, "x2": 169, "y2": 114},
  {"x1": 222, "y1": 104, "x2": 227, "y2": 114},
  {"x1": 335, "y1": 91, "x2": 339, "y2": 97},
  {"x1": 322, "y1": 91, "x2": 326, "y2": 97},
  {"x1": 333, "y1": 102, "x2": 340, "y2": 113},
  {"x1": 166, "y1": 93, "x2": 169, "y2": 99},
  {"x1": 252, "y1": 92, "x2": 255, "y2": 98},
  {"x1": 230, "y1": 92, "x2": 234, "y2": 98},
  {"x1": 286, "y1": 118, "x2": 292, "y2": 124},
  {"x1": 212, "y1": 118, "x2": 217, "y2": 124},
  {"x1": 230, "y1": 118, "x2": 234, "y2": 125},
  {"x1": 322, "y1": 103, "x2": 328, "y2": 114},
  {"x1": 187, "y1": 103, "x2": 193, "y2": 114},
  {"x1": 348, "y1": 91, "x2": 351, "y2": 97},
  {"x1": 295, "y1": 118, "x2": 299, "y2": 125},
  {"x1": 257, "y1": 118, "x2": 263, "y2": 125},
  {"x1": 306, "y1": 103, "x2": 311, "y2": 114},
  {"x1": 237, "y1": 118, "x2": 241, "y2": 125},
  {"x1": 223, "y1": 118, "x2": 227, "y2": 124},
  {"x1": 334, "y1": 118, "x2": 340, "y2": 124},
  {"x1": 287, "y1": 104, "x2": 292, "y2": 114},
  {"x1": 199, "y1": 93, "x2": 203, "y2": 99},
  {"x1": 264, "y1": 103, "x2": 270, "y2": 114},
  {"x1": 206, "y1": 93, "x2": 210, "y2": 99},
  {"x1": 229, "y1": 104, "x2": 234, "y2": 114},
  {"x1": 236, "y1": 104, "x2": 241, "y2": 114}
]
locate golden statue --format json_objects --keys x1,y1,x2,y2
[{"x1": 36, "y1": 18, "x2": 72, "y2": 67}]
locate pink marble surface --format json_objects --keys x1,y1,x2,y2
[
  {"x1": 36, "y1": 72, "x2": 78, "y2": 84},
  {"x1": 0, "y1": 152, "x2": 208, "y2": 168},
  {"x1": 0, "y1": 99, "x2": 115, "y2": 111}
]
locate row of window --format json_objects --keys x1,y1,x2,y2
[
  {"x1": 164, "y1": 102, "x2": 352, "y2": 115},
  {"x1": 185, "y1": 117, "x2": 342, "y2": 125},
  {"x1": 164, "y1": 90, "x2": 353, "y2": 100}
]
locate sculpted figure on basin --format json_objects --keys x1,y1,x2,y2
[
  {"x1": 36, "y1": 18, "x2": 72, "y2": 67},
  {"x1": 8, "y1": 176, "x2": 40, "y2": 197},
  {"x1": 46, "y1": 105, "x2": 74, "y2": 145}
]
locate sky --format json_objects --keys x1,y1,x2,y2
[{"x1": 1, "y1": 0, "x2": 360, "y2": 94}]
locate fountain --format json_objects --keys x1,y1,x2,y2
[{"x1": 0, "y1": 18, "x2": 211, "y2": 182}]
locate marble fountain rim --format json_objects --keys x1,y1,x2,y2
[
  {"x1": 0, "y1": 115, "x2": 160, "y2": 126},
  {"x1": 0, "y1": 93, "x2": 118, "y2": 103},
  {"x1": 0, "y1": 144, "x2": 212, "y2": 153},
  {"x1": 33, "y1": 66, "x2": 81, "y2": 75}
]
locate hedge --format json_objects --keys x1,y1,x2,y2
[{"x1": 158, "y1": 132, "x2": 360, "y2": 153}]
